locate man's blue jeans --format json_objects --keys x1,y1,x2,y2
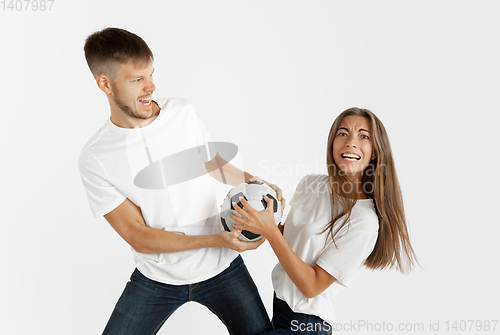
[{"x1": 103, "y1": 255, "x2": 272, "y2": 335}]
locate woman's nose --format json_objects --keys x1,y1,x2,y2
[{"x1": 346, "y1": 137, "x2": 357, "y2": 148}]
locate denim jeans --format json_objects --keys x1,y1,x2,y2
[
  {"x1": 260, "y1": 294, "x2": 332, "y2": 335},
  {"x1": 102, "y1": 255, "x2": 272, "y2": 335}
]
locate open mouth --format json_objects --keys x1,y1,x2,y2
[
  {"x1": 341, "y1": 153, "x2": 361, "y2": 161},
  {"x1": 139, "y1": 96, "x2": 152, "y2": 106}
]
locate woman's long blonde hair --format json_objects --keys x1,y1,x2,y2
[{"x1": 324, "y1": 107, "x2": 417, "y2": 273}]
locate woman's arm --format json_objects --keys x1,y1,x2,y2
[{"x1": 230, "y1": 197, "x2": 336, "y2": 298}]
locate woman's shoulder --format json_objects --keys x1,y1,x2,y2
[
  {"x1": 296, "y1": 174, "x2": 330, "y2": 192},
  {"x1": 350, "y1": 200, "x2": 379, "y2": 234},
  {"x1": 290, "y1": 174, "x2": 331, "y2": 206}
]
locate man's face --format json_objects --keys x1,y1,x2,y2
[{"x1": 110, "y1": 61, "x2": 156, "y2": 120}]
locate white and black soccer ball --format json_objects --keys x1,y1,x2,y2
[{"x1": 220, "y1": 181, "x2": 282, "y2": 242}]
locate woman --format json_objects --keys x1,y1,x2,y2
[{"x1": 231, "y1": 108, "x2": 418, "y2": 334}]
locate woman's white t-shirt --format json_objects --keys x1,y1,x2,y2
[{"x1": 272, "y1": 174, "x2": 379, "y2": 325}]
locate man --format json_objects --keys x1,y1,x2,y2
[{"x1": 78, "y1": 27, "x2": 283, "y2": 334}]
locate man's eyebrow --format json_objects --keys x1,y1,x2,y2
[{"x1": 129, "y1": 69, "x2": 154, "y2": 79}]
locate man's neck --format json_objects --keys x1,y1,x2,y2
[{"x1": 110, "y1": 101, "x2": 161, "y2": 129}]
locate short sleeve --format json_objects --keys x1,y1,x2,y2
[
  {"x1": 289, "y1": 174, "x2": 326, "y2": 207},
  {"x1": 289, "y1": 175, "x2": 310, "y2": 206},
  {"x1": 316, "y1": 226, "x2": 378, "y2": 287},
  {"x1": 78, "y1": 150, "x2": 126, "y2": 219}
]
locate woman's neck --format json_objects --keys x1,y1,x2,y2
[{"x1": 340, "y1": 179, "x2": 369, "y2": 199}]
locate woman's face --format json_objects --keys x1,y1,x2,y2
[{"x1": 332, "y1": 115, "x2": 374, "y2": 183}]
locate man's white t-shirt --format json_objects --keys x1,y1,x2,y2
[
  {"x1": 272, "y1": 174, "x2": 379, "y2": 325},
  {"x1": 78, "y1": 97, "x2": 237, "y2": 285}
]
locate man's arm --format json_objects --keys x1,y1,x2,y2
[
  {"x1": 104, "y1": 198, "x2": 266, "y2": 254},
  {"x1": 206, "y1": 153, "x2": 285, "y2": 212},
  {"x1": 205, "y1": 153, "x2": 253, "y2": 186}
]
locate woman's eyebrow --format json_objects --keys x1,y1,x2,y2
[{"x1": 338, "y1": 127, "x2": 370, "y2": 133}]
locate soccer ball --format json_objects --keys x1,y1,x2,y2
[{"x1": 220, "y1": 181, "x2": 282, "y2": 242}]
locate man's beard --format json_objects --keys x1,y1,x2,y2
[{"x1": 112, "y1": 88, "x2": 151, "y2": 120}]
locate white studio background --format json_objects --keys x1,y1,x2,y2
[{"x1": 1, "y1": 1, "x2": 499, "y2": 334}]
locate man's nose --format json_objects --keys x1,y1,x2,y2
[{"x1": 145, "y1": 81, "x2": 156, "y2": 92}]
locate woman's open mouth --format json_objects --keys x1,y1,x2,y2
[{"x1": 341, "y1": 153, "x2": 361, "y2": 162}]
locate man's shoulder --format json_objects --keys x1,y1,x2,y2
[
  {"x1": 78, "y1": 124, "x2": 110, "y2": 172},
  {"x1": 79, "y1": 122, "x2": 111, "y2": 154},
  {"x1": 156, "y1": 97, "x2": 194, "y2": 112}
]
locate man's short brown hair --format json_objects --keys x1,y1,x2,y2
[{"x1": 84, "y1": 27, "x2": 154, "y2": 79}]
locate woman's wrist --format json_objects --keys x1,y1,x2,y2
[{"x1": 265, "y1": 224, "x2": 284, "y2": 244}]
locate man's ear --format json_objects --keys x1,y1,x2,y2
[{"x1": 96, "y1": 74, "x2": 112, "y2": 95}]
